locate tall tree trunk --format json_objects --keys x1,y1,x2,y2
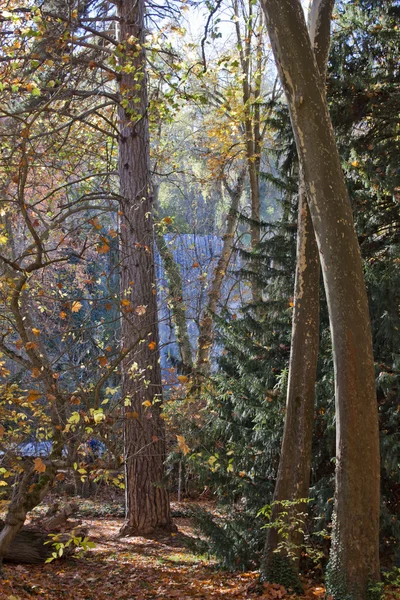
[
  {"x1": 259, "y1": 0, "x2": 380, "y2": 597},
  {"x1": 263, "y1": 0, "x2": 333, "y2": 581},
  {"x1": 263, "y1": 182, "x2": 320, "y2": 583},
  {"x1": 233, "y1": 0, "x2": 263, "y2": 303},
  {"x1": 196, "y1": 168, "x2": 246, "y2": 374},
  {"x1": 117, "y1": 0, "x2": 171, "y2": 535},
  {"x1": 153, "y1": 184, "x2": 193, "y2": 370}
]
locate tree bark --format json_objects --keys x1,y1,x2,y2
[
  {"x1": 117, "y1": 0, "x2": 171, "y2": 535},
  {"x1": 233, "y1": 0, "x2": 263, "y2": 303},
  {"x1": 0, "y1": 435, "x2": 62, "y2": 566},
  {"x1": 259, "y1": 0, "x2": 380, "y2": 596},
  {"x1": 263, "y1": 182, "x2": 320, "y2": 581},
  {"x1": 196, "y1": 168, "x2": 245, "y2": 374},
  {"x1": 263, "y1": 0, "x2": 333, "y2": 580},
  {"x1": 153, "y1": 184, "x2": 193, "y2": 370},
  {"x1": 0, "y1": 503, "x2": 83, "y2": 564}
]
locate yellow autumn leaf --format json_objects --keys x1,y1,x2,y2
[
  {"x1": 121, "y1": 299, "x2": 131, "y2": 307},
  {"x1": 142, "y1": 400, "x2": 152, "y2": 407},
  {"x1": 176, "y1": 434, "x2": 190, "y2": 456},
  {"x1": 33, "y1": 457, "x2": 46, "y2": 473},
  {"x1": 177, "y1": 375, "x2": 189, "y2": 383},
  {"x1": 71, "y1": 301, "x2": 82, "y2": 313},
  {"x1": 31, "y1": 328, "x2": 41, "y2": 336}
]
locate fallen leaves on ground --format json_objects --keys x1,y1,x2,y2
[{"x1": 0, "y1": 504, "x2": 397, "y2": 600}]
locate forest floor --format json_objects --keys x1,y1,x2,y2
[{"x1": 0, "y1": 497, "x2": 398, "y2": 600}]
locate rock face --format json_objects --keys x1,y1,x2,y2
[{"x1": 155, "y1": 234, "x2": 241, "y2": 370}]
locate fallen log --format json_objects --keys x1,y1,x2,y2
[
  {"x1": 0, "y1": 503, "x2": 87, "y2": 564},
  {"x1": 2, "y1": 525, "x2": 55, "y2": 564}
]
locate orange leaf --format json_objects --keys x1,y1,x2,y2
[
  {"x1": 126, "y1": 411, "x2": 139, "y2": 419},
  {"x1": 71, "y1": 301, "x2": 82, "y2": 313},
  {"x1": 98, "y1": 356, "x2": 108, "y2": 367},
  {"x1": 148, "y1": 341, "x2": 156, "y2": 350},
  {"x1": 89, "y1": 217, "x2": 102, "y2": 230},
  {"x1": 59, "y1": 311, "x2": 67, "y2": 319},
  {"x1": 121, "y1": 299, "x2": 131, "y2": 307},
  {"x1": 56, "y1": 472, "x2": 65, "y2": 481},
  {"x1": 33, "y1": 457, "x2": 46, "y2": 473},
  {"x1": 27, "y1": 390, "x2": 41, "y2": 403},
  {"x1": 97, "y1": 242, "x2": 110, "y2": 254},
  {"x1": 31, "y1": 367, "x2": 41, "y2": 378},
  {"x1": 177, "y1": 375, "x2": 188, "y2": 383},
  {"x1": 15, "y1": 339, "x2": 23, "y2": 350},
  {"x1": 25, "y1": 341, "x2": 38, "y2": 350}
]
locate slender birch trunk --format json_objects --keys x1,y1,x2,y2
[
  {"x1": 196, "y1": 169, "x2": 246, "y2": 374},
  {"x1": 259, "y1": 0, "x2": 380, "y2": 596},
  {"x1": 153, "y1": 184, "x2": 193, "y2": 370}
]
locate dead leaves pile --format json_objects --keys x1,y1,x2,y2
[{"x1": 0, "y1": 510, "x2": 398, "y2": 600}]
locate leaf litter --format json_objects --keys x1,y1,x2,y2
[{"x1": 0, "y1": 502, "x2": 398, "y2": 599}]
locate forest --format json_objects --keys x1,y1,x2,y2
[{"x1": 0, "y1": 0, "x2": 399, "y2": 598}]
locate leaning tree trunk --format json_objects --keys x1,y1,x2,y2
[
  {"x1": 118, "y1": 0, "x2": 171, "y2": 535},
  {"x1": 196, "y1": 168, "x2": 246, "y2": 374},
  {"x1": 0, "y1": 425, "x2": 64, "y2": 567},
  {"x1": 153, "y1": 184, "x2": 193, "y2": 371},
  {"x1": 263, "y1": 0, "x2": 334, "y2": 584},
  {"x1": 259, "y1": 0, "x2": 380, "y2": 597}
]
